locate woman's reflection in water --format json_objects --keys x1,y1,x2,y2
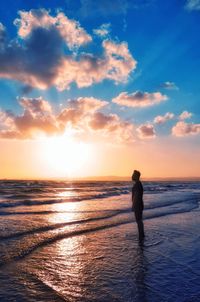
[{"x1": 131, "y1": 244, "x2": 148, "y2": 302}]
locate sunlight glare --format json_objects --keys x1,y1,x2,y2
[{"x1": 39, "y1": 135, "x2": 91, "y2": 177}]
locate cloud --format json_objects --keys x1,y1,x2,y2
[
  {"x1": 70, "y1": 0, "x2": 153, "y2": 18},
  {"x1": 0, "y1": 23, "x2": 6, "y2": 48},
  {"x1": 136, "y1": 123, "x2": 156, "y2": 139},
  {"x1": 14, "y1": 9, "x2": 92, "y2": 50},
  {"x1": 57, "y1": 97, "x2": 108, "y2": 127},
  {"x1": 78, "y1": 0, "x2": 129, "y2": 17},
  {"x1": 89, "y1": 112, "x2": 134, "y2": 142},
  {"x1": 154, "y1": 112, "x2": 174, "y2": 124},
  {"x1": 0, "y1": 110, "x2": 15, "y2": 129},
  {"x1": 0, "y1": 110, "x2": 8, "y2": 125},
  {"x1": 58, "y1": 98, "x2": 135, "y2": 143},
  {"x1": 102, "y1": 40, "x2": 137, "y2": 82},
  {"x1": 179, "y1": 110, "x2": 192, "y2": 120},
  {"x1": 185, "y1": 0, "x2": 200, "y2": 11},
  {"x1": 0, "y1": 130, "x2": 23, "y2": 139},
  {"x1": 61, "y1": 97, "x2": 108, "y2": 113},
  {"x1": 0, "y1": 97, "x2": 61, "y2": 139},
  {"x1": 0, "y1": 96, "x2": 134, "y2": 143},
  {"x1": 0, "y1": 20, "x2": 70, "y2": 90},
  {"x1": 112, "y1": 91, "x2": 167, "y2": 108},
  {"x1": 20, "y1": 97, "x2": 52, "y2": 113},
  {"x1": 172, "y1": 121, "x2": 200, "y2": 137},
  {"x1": 89, "y1": 112, "x2": 117, "y2": 130},
  {"x1": 11, "y1": 97, "x2": 58, "y2": 138},
  {"x1": 55, "y1": 40, "x2": 136, "y2": 90},
  {"x1": 0, "y1": 97, "x2": 104, "y2": 139},
  {"x1": 154, "y1": 111, "x2": 192, "y2": 125},
  {"x1": 0, "y1": 10, "x2": 136, "y2": 90},
  {"x1": 93, "y1": 23, "x2": 111, "y2": 38},
  {"x1": 160, "y1": 81, "x2": 179, "y2": 90}
]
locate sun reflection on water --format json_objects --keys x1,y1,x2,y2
[
  {"x1": 53, "y1": 236, "x2": 87, "y2": 298},
  {"x1": 49, "y1": 188, "x2": 80, "y2": 223},
  {"x1": 57, "y1": 190, "x2": 77, "y2": 198},
  {"x1": 46, "y1": 187, "x2": 87, "y2": 297},
  {"x1": 42, "y1": 188, "x2": 87, "y2": 301}
]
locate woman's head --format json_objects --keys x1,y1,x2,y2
[{"x1": 132, "y1": 170, "x2": 141, "y2": 181}]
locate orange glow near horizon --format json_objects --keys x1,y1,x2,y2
[{"x1": 0, "y1": 136, "x2": 200, "y2": 180}]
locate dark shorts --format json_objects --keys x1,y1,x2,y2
[{"x1": 134, "y1": 209, "x2": 143, "y2": 222}]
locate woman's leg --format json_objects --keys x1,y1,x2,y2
[
  {"x1": 137, "y1": 220, "x2": 145, "y2": 240},
  {"x1": 135, "y1": 210, "x2": 145, "y2": 240}
]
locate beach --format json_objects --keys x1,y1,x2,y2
[{"x1": 0, "y1": 180, "x2": 199, "y2": 302}]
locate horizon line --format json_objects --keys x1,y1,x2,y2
[{"x1": 1, "y1": 176, "x2": 200, "y2": 181}]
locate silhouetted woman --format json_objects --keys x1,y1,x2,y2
[{"x1": 132, "y1": 170, "x2": 145, "y2": 241}]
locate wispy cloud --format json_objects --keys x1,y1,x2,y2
[
  {"x1": 154, "y1": 112, "x2": 174, "y2": 124},
  {"x1": 185, "y1": 0, "x2": 200, "y2": 11},
  {"x1": 136, "y1": 123, "x2": 156, "y2": 139},
  {"x1": 112, "y1": 91, "x2": 167, "y2": 108},
  {"x1": 77, "y1": 0, "x2": 129, "y2": 17},
  {"x1": 72, "y1": 0, "x2": 153, "y2": 18},
  {"x1": 160, "y1": 81, "x2": 179, "y2": 90},
  {"x1": 172, "y1": 121, "x2": 200, "y2": 137},
  {"x1": 93, "y1": 23, "x2": 111, "y2": 38},
  {"x1": 179, "y1": 110, "x2": 192, "y2": 120},
  {"x1": 0, "y1": 9, "x2": 137, "y2": 91},
  {"x1": 0, "y1": 23, "x2": 6, "y2": 47}
]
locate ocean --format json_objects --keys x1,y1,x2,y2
[{"x1": 0, "y1": 180, "x2": 199, "y2": 302}]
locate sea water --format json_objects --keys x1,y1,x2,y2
[{"x1": 0, "y1": 180, "x2": 199, "y2": 301}]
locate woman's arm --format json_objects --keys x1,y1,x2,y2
[{"x1": 131, "y1": 187, "x2": 135, "y2": 211}]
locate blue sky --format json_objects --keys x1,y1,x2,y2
[
  {"x1": 0, "y1": 1, "x2": 200, "y2": 116},
  {"x1": 0, "y1": 0, "x2": 200, "y2": 178}
]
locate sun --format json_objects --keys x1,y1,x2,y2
[{"x1": 39, "y1": 135, "x2": 92, "y2": 177}]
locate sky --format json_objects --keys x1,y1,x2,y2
[{"x1": 0, "y1": 0, "x2": 200, "y2": 179}]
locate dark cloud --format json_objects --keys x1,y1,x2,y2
[
  {"x1": 0, "y1": 9, "x2": 136, "y2": 90},
  {"x1": 89, "y1": 112, "x2": 118, "y2": 130},
  {"x1": 137, "y1": 123, "x2": 156, "y2": 139},
  {"x1": 21, "y1": 85, "x2": 34, "y2": 94},
  {"x1": 0, "y1": 25, "x2": 64, "y2": 89},
  {"x1": 113, "y1": 91, "x2": 167, "y2": 108}
]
